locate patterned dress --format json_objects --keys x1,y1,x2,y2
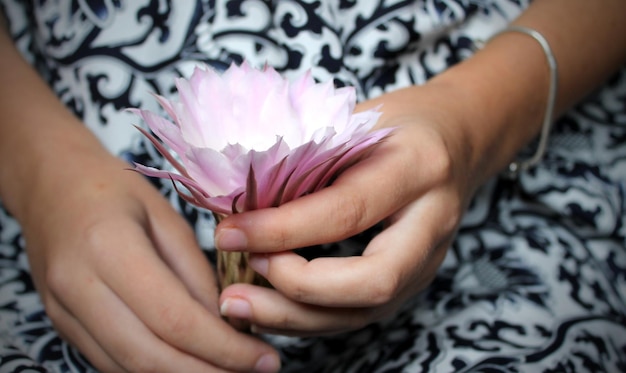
[{"x1": 0, "y1": 1, "x2": 624, "y2": 372}]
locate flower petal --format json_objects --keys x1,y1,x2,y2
[
  {"x1": 132, "y1": 61, "x2": 394, "y2": 217},
  {"x1": 185, "y1": 146, "x2": 246, "y2": 196}
]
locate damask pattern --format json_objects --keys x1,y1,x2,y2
[{"x1": 0, "y1": 0, "x2": 624, "y2": 372}]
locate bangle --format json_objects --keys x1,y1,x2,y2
[{"x1": 482, "y1": 25, "x2": 559, "y2": 179}]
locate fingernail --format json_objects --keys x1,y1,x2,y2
[
  {"x1": 249, "y1": 255, "x2": 269, "y2": 276},
  {"x1": 215, "y1": 228, "x2": 247, "y2": 251},
  {"x1": 220, "y1": 298, "x2": 252, "y2": 319},
  {"x1": 255, "y1": 353, "x2": 281, "y2": 373}
]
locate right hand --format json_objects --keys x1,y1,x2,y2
[{"x1": 19, "y1": 142, "x2": 280, "y2": 372}]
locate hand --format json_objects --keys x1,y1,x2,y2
[
  {"x1": 20, "y1": 143, "x2": 280, "y2": 372},
  {"x1": 215, "y1": 82, "x2": 482, "y2": 336}
]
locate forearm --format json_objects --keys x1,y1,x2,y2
[
  {"x1": 0, "y1": 28, "x2": 110, "y2": 221},
  {"x1": 430, "y1": 0, "x2": 626, "y2": 183}
]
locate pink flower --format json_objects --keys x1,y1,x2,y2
[{"x1": 132, "y1": 62, "x2": 392, "y2": 215}]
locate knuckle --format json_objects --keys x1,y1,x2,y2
[
  {"x1": 338, "y1": 193, "x2": 369, "y2": 235},
  {"x1": 216, "y1": 352, "x2": 240, "y2": 370},
  {"x1": 264, "y1": 210, "x2": 293, "y2": 251},
  {"x1": 274, "y1": 309, "x2": 297, "y2": 330},
  {"x1": 367, "y1": 272, "x2": 400, "y2": 306},
  {"x1": 215, "y1": 341, "x2": 247, "y2": 369},
  {"x1": 445, "y1": 206, "x2": 463, "y2": 232},
  {"x1": 407, "y1": 128, "x2": 455, "y2": 187},
  {"x1": 42, "y1": 296, "x2": 63, "y2": 323},
  {"x1": 272, "y1": 226, "x2": 291, "y2": 251},
  {"x1": 283, "y1": 281, "x2": 313, "y2": 303},
  {"x1": 81, "y1": 220, "x2": 111, "y2": 249},
  {"x1": 435, "y1": 193, "x2": 464, "y2": 236},
  {"x1": 119, "y1": 353, "x2": 158, "y2": 373},
  {"x1": 427, "y1": 140, "x2": 454, "y2": 184},
  {"x1": 155, "y1": 305, "x2": 195, "y2": 341},
  {"x1": 45, "y1": 261, "x2": 72, "y2": 298}
]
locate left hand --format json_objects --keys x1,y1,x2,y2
[{"x1": 214, "y1": 81, "x2": 486, "y2": 336}]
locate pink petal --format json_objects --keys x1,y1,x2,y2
[
  {"x1": 132, "y1": 109, "x2": 188, "y2": 158},
  {"x1": 132, "y1": 124, "x2": 189, "y2": 178},
  {"x1": 185, "y1": 146, "x2": 246, "y2": 196},
  {"x1": 131, "y1": 61, "x2": 395, "y2": 216}
]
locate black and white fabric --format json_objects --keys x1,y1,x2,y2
[{"x1": 0, "y1": 1, "x2": 624, "y2": 372}]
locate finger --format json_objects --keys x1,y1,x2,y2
[
  {"x1": 242, "y1": 193, "x2": 454, "y2": 308},
  {"x1": 215, "y1": 129, "x2": 451, "y2": 252},
  {"x1": 146, "y1": 201, "x2": 220, "y2": 312},
  {"x1": 249, "y1": 252, "x2": 391, "y2": 307},
  {"x1": 94, "y1": 221, "x2": 280, "y2": 372},
  {"x1": 45, "y1": 299, "x2": 126, "y2": 372},
  {"x1": 48, "y1": 268, "x2": 231, "y2": 373},
  {"x1": 219, "y1": 284, "x2": 396, "y2": 336}
]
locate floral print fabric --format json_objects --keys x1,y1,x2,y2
[{"x1": 0, "y1": 1, "x2": 624, "y2": 372}]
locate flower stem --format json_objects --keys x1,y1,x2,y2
[{"x1": 214, "y1": 213, "x2": 270, "y2": 290}]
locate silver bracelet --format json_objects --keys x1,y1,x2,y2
[{"x1": 483, "y1": 25, "x2": 559, "y2": 179}]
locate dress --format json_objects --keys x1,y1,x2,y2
[{"x1": 0, "y1": 1, "x2": 624, "y2": 372}]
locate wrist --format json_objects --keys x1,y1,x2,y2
[
  {"x1": 0, "y1": 118, "x2": 112, "y2": 223},
  {"x1": 427, "y1": 30, "x2": 553, "y2": 183},
  {"x1": 0, "y1": 29, "x2": 115, "y2": 222}
]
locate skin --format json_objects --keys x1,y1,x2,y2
[
  {"x1": 0, "y1": 0, "x2": 625, "y2": 371},
  {"x1": 216, "y1": 0, "x2": 626, "y2": 335},
  {"x1": 0, "y1": 17, "x2": 280, "y2": 373}
]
